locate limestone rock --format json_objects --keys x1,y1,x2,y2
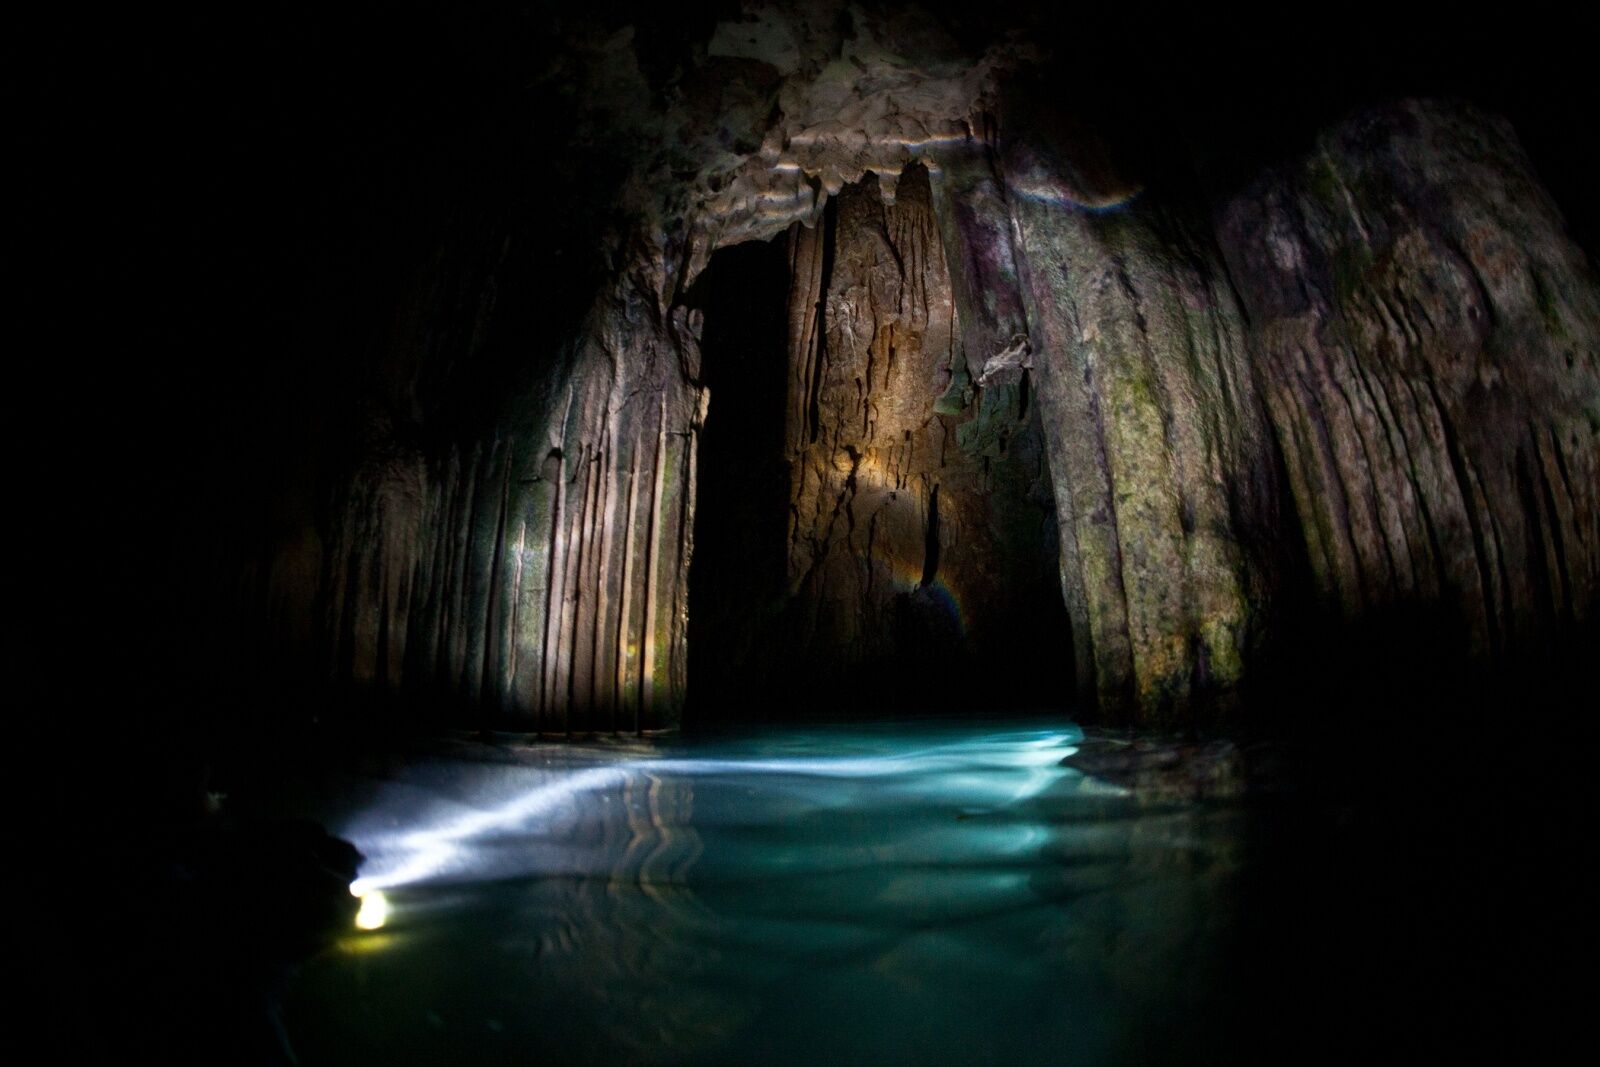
[
  {"x1": 270, "y1": 238, "x2": 703, "y2": 733},
  {"x1": 777, "y1": 165, "x2": 1063, "y2": 703},
  {"x1": 1002, "y1": 91, "x2": 1279, "y2": 724},
  {"x1": 1061, "y1": 736, "x2": 1251, "y2": 805},
  {"x1": 1218, "y1": 99, "x2": 1600, "y2": 659},
  {"x1": 229, "y1": 9, "x2": 1600, "y2": 732}
]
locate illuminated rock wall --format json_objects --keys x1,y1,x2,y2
[
  {"x1": 272, "y1": 240, "x2": 705, "y2": 733},
  {"x1": 998, "y1": 129, "x2": 1280, "y2": 724},
  {"x1": 776, "y1": 166, "x2": 1063, "y2": 706},
  {"x1": 767, "y1": 94, "x2": 1599, "y2": 723}
]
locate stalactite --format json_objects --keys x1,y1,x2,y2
[
  {"x1": 640, "y1": 391, "x2": 669, "y2": 724},
  {"x1": 616, "y1": 438, "x2": 642, "y2": 726}
]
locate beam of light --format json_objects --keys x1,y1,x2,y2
[
  {"x1": 764, "y1": 132, "x2": 975, "y2": 179},
  {"x1": 781, "y1": 132, "x2": 972, "y2": 152},
  {"x1": 348, "y1": 765, "x2": 629, "y2": 894},
  {"x1": 896, "y1": 132, "x2": 974, "y2": 151},
  {"x1": 342, "y1": 729, "x2": 1082, "y2": 895}
]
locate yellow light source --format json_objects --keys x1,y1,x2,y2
[{"x1": 354, "y1": 888, "x2": 390, "y2": 931}]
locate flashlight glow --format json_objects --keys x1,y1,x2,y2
[{"x1": 353, "y1": 888, "x2": 390, "y2": 931}]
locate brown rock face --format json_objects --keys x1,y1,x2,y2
[
  {"x1": 774, "y1": 166, "x2": 1065, "y2": 709},
  {"x1": 1217, "y1": 100, "x2": 1600, "y2": 660}
]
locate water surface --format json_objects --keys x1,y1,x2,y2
[{"x1": 285, "y1": 720, "x2": 1251, "y2": 1064}]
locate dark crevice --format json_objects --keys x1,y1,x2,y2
[
  {"x1": 807, "y1": 198, "x2": 838, "y2": 446},
  {"x1": 1427, "y1": 379, "x2": 1502, "y2": 653},
  {"x1": 682, "y1": 235, "x2": 793, "y2": 725},
  {"x1": 1516, "y1": 443, "x2": 1562, "y2": 629},
  {"x1": 920, "y1": 484, "x2": 942, "y2": 588}
]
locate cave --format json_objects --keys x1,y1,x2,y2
[{"x1": 26, "y1": 2, "x2": 1600, "y2": 1063}]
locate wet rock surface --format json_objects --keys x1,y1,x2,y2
[
  {"x1": 1061, "y1": 736, "x2": 1250, "y2": 804},
  {"x1": 1002, "y1": 85, "x2": 1280, "y2": 722}
]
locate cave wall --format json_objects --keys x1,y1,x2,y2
[
  {"x1": 212, "y1": 5, "x2": 1599, "y2": 733},
  {"x1": 267, "y1": 239, "x2": 705, "y2": 733},
  {"x1": 985, "y1": 93, "x2": 1282, "y2": 724},
  {"x1": 1217, "y1": 100, "x2": 1600, "y2": 659},
  {"x1": 776, "y1": 165, "x2": 1063, "y2": 709}
]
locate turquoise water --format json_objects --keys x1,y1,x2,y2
[{"x1": 284, "y1": 721, "x2": 1251, "y2": 1064}]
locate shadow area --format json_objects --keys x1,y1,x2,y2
[{"x1": 1153, "y1": 601, "x2": 1599, "y2": 1062}]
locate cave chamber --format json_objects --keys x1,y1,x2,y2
[{"x1": 39, "y1": 5, "x2": 1600, "y2": 1065}]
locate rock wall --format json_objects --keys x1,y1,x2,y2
[
  {"x1": 266, "y1": 237, "x2": 705, "y2": 733},
  {"x1": 777, "y1": 166, "x2": 1063, "y2": 707},
  {"x1": 228, "y1": 2, "x2": 1600, "y2": 732},
  {"x1": 1217, "y1": 100, "x2": 1600, "y2": 660},
  {"x1": 997, "y1": 118, "x2": 1279, "y2": 724}
]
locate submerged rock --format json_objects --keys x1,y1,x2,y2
[{"x1": 1062, "y1": 736, "x2": 1253, "y2": 805}]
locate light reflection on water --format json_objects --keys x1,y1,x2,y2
[{"x1": 289, "y1": 721, "x2": 1246, "y2": 1065}]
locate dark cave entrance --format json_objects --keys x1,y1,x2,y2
[{"x1": 683, "y1": 235, "x2": 794, "y2": 724}]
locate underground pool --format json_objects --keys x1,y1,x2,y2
[{"x1": 276, "y1": 720, "x2": 1274, "y2": 1064}]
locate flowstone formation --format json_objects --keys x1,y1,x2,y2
[
  {"x1": 776, "y1": 166, "x2": 1062, "y2": 707},
  {"x1": 252, "y1": 2, "x2": 1600, "y2": 731},
  {"x1": 997, "y1": 84, "x2": 1280, "y2": 719}
]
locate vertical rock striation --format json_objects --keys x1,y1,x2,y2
[
  {"x1": 273, "y1": 237, "x2": 705, "y2": 733},
  {"x1": 779, "y1": 165, "x2": 1063, "y2": 706},
  {"x1": 926, "y1": 122, "x2": 1033, "y2": 399},
  {"x1": 998, "y1": 101, "x2": 1279, "y2": 724},
  {"x1": 1218, "y1": 99, "x2": 1600, "y2": 662}
]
